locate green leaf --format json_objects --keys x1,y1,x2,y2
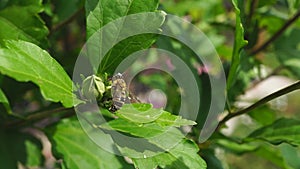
[
  {"x1": 46, "y1": 117, "x2": 133, "y2": 169},
  {"x1": 99, "y1": 32, "x2": 162, "y2": 74},
  {"x1": 116, "y1": 126, "x2": 185, "y2": 158},
  {"x1": 248, "y1": 105, "x2": 277, "y2": 126},
  {"x1": 0, "y1": 129, "x2": 42, "y2": 169},
  {"x1": 100, "y1": 118, "x2": 185, "y2": 148},
  {"x1": 227, "y1": 0, "x2": 248, "y2": 90},
  {"x1": 259, "y1": 15, "x2": 285, "y2": 34},
  {"x1": 25, "y1": 139, "x2": 42, "y2": 167},
  {"x1": 201, "y1": 149, "x2": 224, "y2": 169},
  {"x1": 215, "y1": 138, "x2": 258, "y2": 155},
  {"x1": 227, "y1": 51, "x2": 257, "y2": 102},
  {"x1": 247, "y1": 118, "x2": 300, "y2": 146},
  {"x1": 1, "y1": 0, "x2": 41, "y2": 7},
  {"x1": 254, "y1": 144, "x2": 293, "y2": 169},
  {"x1": 85, "y1": 0, "x2": 159, "y2": 38},
  {"x1": 116, "y1": 104, "x2": 163, "y2": 123},
  {"x1": 280, "y1": 143, "x2": 300, "y2": 169},
  {"x1": 0, "y1": 40, "x2": 75, "y2": 107},
  {"x1": 0, "y1": 88, "x2": 11, "y2": 114},
  {"x1": 0, "y1": 0, "x2": 48, "y2": 46},
  {"x1": 161, "y1": 0, "x2": 224, "y2": 19},
  {"x1": 100, "y1": 118, "x2": 166, "y2": 138},
  {"x1": 274, "y1": 28, "x2": 300, "y2": 78},
  {"x1": 115, "y1": 104, "x2": 195, "y2": 126},
  {"x1": 133, "y1": 139, "x2": 207, "y2": 169},
  {"x1": 155, "y1": 111, "x2": 196, "y2": 127},
  {"x1": 98, "y1": 115, "x2": 187, "y2": 158},
  {"x1": 85, "y1": 0, "x2": 164, "y2": 73}
]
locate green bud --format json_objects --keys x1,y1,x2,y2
[{"x1": 81, "y1": 75, "x2": 105, "y2": 100}]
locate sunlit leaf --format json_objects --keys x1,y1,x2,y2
[
  {"x1": 133, "y1": 139, "x2": 207, "y2": 169},
  {"x1": 116, "y1": 104, "x2": 163, "y2": 123},
  {"x1": 100, "y1": 118, "x2": 166, "y2": 138},
  {"x1": 46, "y1": 118, "x2": 133, "y2": 169},
  {"x1": 227, "y1": 0, "x2": 248, "y2": 90},
  {"x1": 0, "y1": 40, "x2": 75, "y2": 107},
  {"x1": 85, "y1": 0, "x2": 159, "y2": 38},
  {"x1": 155, "y1": 111, "x2": 196, "y2": 127},
  {"x1": 85, "y1": 0, "x2": 164, "y2": 73},
  {"x1": 0, "y1": 0, "x2": 48, "y2": 46}
]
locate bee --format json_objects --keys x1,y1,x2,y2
[
  {"x1": 110, "y1": 73, "x2": 140, "y2": 112},
  {"x1": 110, "y1": 73, "x2": 130, "y2": 111}
]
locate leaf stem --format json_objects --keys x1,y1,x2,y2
[
  {"x1": 218, "y1": 80, "x2": 300, "y2": 128},
  {"x1": 250, "y1": 10, "x2": 300, "y2": 55},
  {"x1": 3, "y1": 107, "x2": 74, "y2": 128}
]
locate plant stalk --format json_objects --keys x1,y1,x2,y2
[
  {"x1": 250, "y1": 10, "x2": 300, "y2": 55},
  {"x1": 218, "y1": 80, "x2": 300, "y2": 128}
]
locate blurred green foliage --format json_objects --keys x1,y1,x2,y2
[{"x1": 0, "y1": 0, "x2": 300, "y2": 168}]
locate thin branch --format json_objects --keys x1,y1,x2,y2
[
  {"x1": 218, "y1": 80, "x2": 300, "y2": 129},
  {"x1": 250, "y1": 10, "x2": 300, "y2": 55},
  {"x1": 3, "y1": 107, "x2": 73, "y2": 128},
  {"x1": 26, "y1": 107, "x2": 71, "y2": 120},
  {"x1": 50, "y1": 7, "x2": 84, "y2": 35}
]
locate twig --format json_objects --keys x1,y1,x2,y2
[
  {"x1": 26, "y1": 107, "x2": 71, "y2": 120},
  {"x1": 3, "y1": 107, "x2": 73, "y2": 128},
  {"x1": 50, "y1": 7, "x2": 84, "y2": 35},
  {"x1": 218, "y1": 80, "x2": 300, "y2": 129},
  {"x1": 250, "y1": 10, "x2": 300, "y2": 55}
]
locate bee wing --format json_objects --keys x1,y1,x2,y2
[{"x1": 128, "y1": 92, "x2": 141, "y2": 103}]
